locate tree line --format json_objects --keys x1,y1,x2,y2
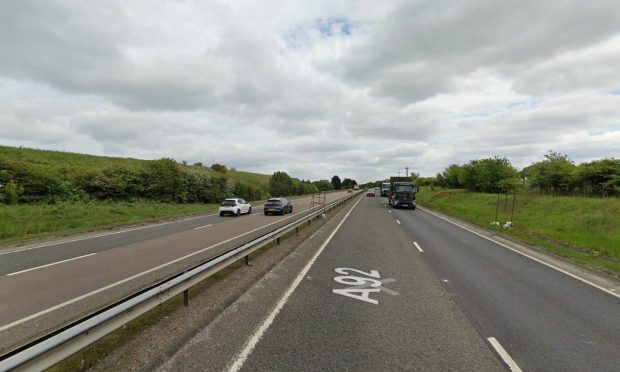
[
  {"x1": 266, "y1": 173, "x2": 358, "y2": 196},
  {"x1": 0, "y1": 154, "x2": 350, "y2": 205},
  {"x1": 0, "y1": 158, "x2": 268, "y2": 205},
  {"x1": 418, "y1": 152, "x2": 619, "y2": 196}
]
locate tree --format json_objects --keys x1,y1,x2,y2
[
  {"x1": 270, "y1": 171, "x2": 294, "y2": 196},
  {"x1": 312, "y1": 179, "x2": 333, "y2": 192},
  {"x1": 527, "y1": 151, "x2": 575, "y2": 195},
  {"x1": 331, "y1": 175, "x2": 342, "y2": 190},
  {"x1": 211, "y1": 163, "x2": 228, "y2": 174},
  {"x1": 458, "y1": 157, "x2": 517, "y2": 193},
  {"x1": 342, "y1": 178, "x2": 357, "y2": 189},
  {"x1": 436, "y1": 164, "x2": 465, "y2": 188}
]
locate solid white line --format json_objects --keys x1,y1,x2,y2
[
  {"x1": 0, "y1": 214, "x2": 219, "y2": 256},
  {"x1": 487, "y1": 337, "x2": 522, "y2": 372},
  {"x1": 7, "y1": 253, "x2": 97, "y2": 276},
  {"x1": 0, "y1": 198, "x2": 346, "y2": 332},
  {"x1": 419, "y1": 206, "x2": 620, "y2": 299},
  {"x1": 413, "y1": 241, "x2": 423, "y2": 253},
  {"x1": 193, "y1": 224, "x2": 212, "y2": 230},
  {"x1": 396, "y1": 219, "x2": 401, "y2": 224},
  {"x1": 227, "y1": 196, "x2": 363, "y2": 372}
]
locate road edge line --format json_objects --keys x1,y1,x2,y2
[
  {"x1": 226, "y1": 195, "x2": 364, "y2": 372},
  {"x1": 487, "y1": 337, "x2": 522, "y2": 372},
  {"x1": 419, "y1": 206, "x2": 620, "y2": 299}
]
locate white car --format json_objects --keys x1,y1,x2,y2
[{"x1": 219, "y1": 198, "x2": 252, "y2": 216}]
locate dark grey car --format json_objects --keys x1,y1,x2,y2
[{"x1": 263, "y1": 198, "x2": 293, "y2": 215}]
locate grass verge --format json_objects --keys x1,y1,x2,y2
[
  {"x1": 416, "y1": 186, "x2": 620, "y2": 274},
  {"x1": 0, "y1": 201, "x2": 218, "y2": 247}
]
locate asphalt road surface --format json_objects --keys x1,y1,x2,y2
[
  {"x1": 0, "y1": 191, "x2": 350, "y2": 352},
  {"x1": 167, "y1": 194, "x2": 619, "y2": 371}
]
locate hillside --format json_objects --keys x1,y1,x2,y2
[{"x1": 0, "y1": 145, "x2": 271, "y2": 204}]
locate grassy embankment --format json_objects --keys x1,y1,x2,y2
[
  {"x1": 0, "y1": 146, "x2": 272, "y2": 247},
  {"x1": 0, "y1": 201, "x2": 218, "y2": 247},
  {"x1": 416, "y1": 186, "x2": 620, "y2": 274}
]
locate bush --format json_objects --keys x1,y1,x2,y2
[{"x1": 4, "y1": 181, "x2": 21, "y2": 205}]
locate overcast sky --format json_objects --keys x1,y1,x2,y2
[{"x1": 1, "y1": 1, "x2": 619, "y2": 183}]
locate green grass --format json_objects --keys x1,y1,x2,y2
[
  {"x1": 417, "y1": 186, "x2": 620, "y2": 273},
  {"x1": 0, "y1": 201, "x2": 218, "y2": 247}
]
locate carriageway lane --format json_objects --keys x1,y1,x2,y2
[
  {"x1": 0, "y1": 191, "x2": 350, "y2": 351},
  {"x1": 389, "y1": 200, "x2": 620, "y2": 371},
  {"x1": 0, "y1": 194, "x2": 334, "y2": 276},
  {"x1": 237, "y1": 196, "x2": 503, "y2": 371}
]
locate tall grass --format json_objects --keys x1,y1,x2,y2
[
  {"x1": 417, "y1": 187, "x2": 620, "y2": 273},
  {"x1": 0, "y1": 201, "x2": 218, "y2": 247}
]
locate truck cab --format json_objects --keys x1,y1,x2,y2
[{"x1": 388, "y1": 177, "x2": 418, "y2": 209}]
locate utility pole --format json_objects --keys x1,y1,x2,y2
[{"x1": 405, "y1": 166, "x2": 409, "y2": 177}]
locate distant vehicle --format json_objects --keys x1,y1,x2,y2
[
  {"x1": 264, "y1": 198, "x2": 293, "y2": 215},
  {"x1": 347, "y1": 189, "x2": 353, "y2": 193},
  {"x1": 353, "y1": 185, "x2": 359, "y2": 190},
  {"x1": 366, "y1": 190, "x2": 375, "y2": 197},
  {"x1": 388, "y1": 177, "x2": 418, "y2": 209},
  {"x1": 219, "y1": 198, "x2": 252, "y2": 216},
  {"x1": 380, "y1": 182, "x2": 390, "y2": 197}
]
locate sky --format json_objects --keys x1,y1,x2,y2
[{"x1": 1, "y1": 0, "x2": 619, "y2": 183}]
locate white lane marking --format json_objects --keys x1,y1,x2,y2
[
  {"x1": 0, "y1": 195, "x2": 354, "y2": 333},
  {"x1": 7, "y1": 253, "x2": 97, "y2": 276},
  {"x1": 193, "y1": 224, "x2": 212, "y2": 230},
  {"x1": 251, "y1": 213, "x2": 260, "y2": 216},
  {"x1": 487, "y1": 337, "x2": 522, "y2": 372},
  {"x1": 0, "y1": 214, "x2": 219, "y2": 256},
  {"x1": 419, "y1": 207, "x2": 620, "y2": 299},
  {"x1": 388, "y1": 210, "x2": 392, "y2": 214},
  {"x1": 413, "y1": 241, "x2": 423, "y2": 253},
  {"x1": 396, "y1": 219, "x2": 401, "y2": 224},
  {"x1": 227, "y1": 195, "x2": 363, "y2": 372}
]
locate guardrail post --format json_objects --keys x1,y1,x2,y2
[
  {"x1": 183, "y1": 290, "x2": 189, "y2": 306},
  {"x1": 295, "y1": 227, "x2": 299, "y2": 236},
  {"x1": 245, "y1": 255, "x2": 252, "y2": 266},
  {"x1": 276, "y1": 237, "x2": 280, "y2": 245}
]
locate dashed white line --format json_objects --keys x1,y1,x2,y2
[
  {"x1": 227, "y1": 194, "x2": 364, "y2": 372},
  {"x1": 396, "y1": 219, "x2": 401, "y2": 224},
  {"x1": 7, "y1": 253, "x2": 97, "y2": 276},
  {"x1": 388, "y1": 210, "x2": 392, "y2": 214},
  {"x1": 193, "y1": 224, "x2": 212, "y2": 230},
  {"x1": 413, "y1": 241, "x2": 423, "y2": 253},
  {"x1": 487, "y1": 337, "x2": 522, "y2": 372}
]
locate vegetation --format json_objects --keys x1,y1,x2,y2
[
  {"x1": 416, "y1": 187, "x2": 620, "y2": 273},
  {"x1": 428, "y1": 152, "x2": 619, "y2": 197},
  {"x1": 0, "y1": 145, "x2": 271, "y2": 205},
  {"x1": 0, "y1": 201, "x2": 217, "y2": 245},
  {"x1": 331, "y1": 175, "x2": 342, "y2": 190},
  {"x1": 269, "y1": 171, "x2": 318, "y2": 197}
]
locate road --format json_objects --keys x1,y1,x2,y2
[
  {"x1": 0, "y1": 191, "x2": 350, "y2": 352},
  {"x1": 163, "y1": 194, "x2": 620, "y2": 371}
]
